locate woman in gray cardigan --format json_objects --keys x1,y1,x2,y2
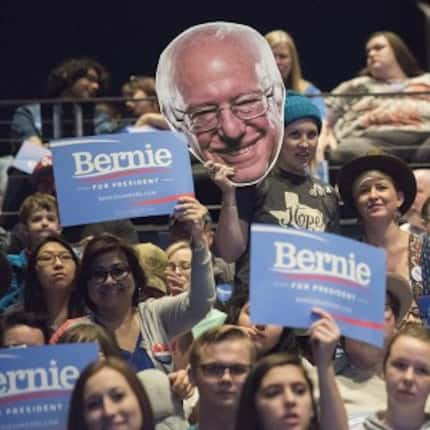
[{"x1": 52, "y1": 196, "x2": 215, "y2": 373}]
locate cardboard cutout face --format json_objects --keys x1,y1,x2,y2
[{"x1": 156, "y1": 22, "x2": 285, "y2": 186}]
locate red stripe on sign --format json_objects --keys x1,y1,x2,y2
[
  {"x1": 281, "y1": 273, "x2": 365, "y2": 289},
  {"x1": 331, "y1": 312, "x2": 384, "y2": 330},
  {"x1": 133, "y1": 192, "x2": 195, "y2": 206},
  {"x1": 0, "y1": 390, "x2": 70, "y2": 404},
  {"x1": 80, "y1": 167, "x2": 167, "y2": 182}
]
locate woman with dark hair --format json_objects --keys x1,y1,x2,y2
[
  {"x1": 210, "y1": 92, "x2": 339, "y2": 295},
  {"x1": 46, "y1": 57, "x2": 110, "y2": 98},
  {"x1": 68, "y1": 357, "x2": 155, "y2": 430},
  {"x1": 226, "y1": 292, "x2": 298, "y2": 357},
  {"x1": 54, "y1": 197, "x2": 215, "y2": 373},
  {"x1": 235, "y1": 309, "x2": 348, "y2": 430},
  {"x1": 337, "y1": 152, "x2": 428, "y2": 300},
  {"x1": 325, "y1": 31, "x2": 430, "y2": 163},
  {"x1": 23, "y1": 235, "x2": 85, "y2": 331},
  {"x1": 11, "y1": 57, "x2": 112, "y2": 149}
]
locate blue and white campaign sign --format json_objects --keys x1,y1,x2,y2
[
  {"x1": 0, "y1": 343, "x2": 98, "y2": 430},
  {"x1": 250, "y1": 225, "x2": 386, "y2": 347},
  {"x1": 50, "y1": 131, "x2": 194, "y2": 226}
]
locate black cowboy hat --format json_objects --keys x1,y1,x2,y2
[{"x1": 336, "y1": 153, "x2": 416, "y2": 215}]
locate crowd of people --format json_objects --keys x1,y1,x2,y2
[{"x1": 1, "y1": 22, "x2": 430, "y2": 430}]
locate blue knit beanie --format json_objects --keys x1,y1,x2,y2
[{"x1": 284, "y1": 90, "x2": 322, "y2": 133}]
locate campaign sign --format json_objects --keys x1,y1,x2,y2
[
  {"x1": 0, "y1": 343, "x2": 98, "y2": 430},
  {"x1": 250, "y1": 225, "x2": 386, "y2": 347},
  {"x1": 13, "y1": 140, "x2": 52, "y2": 174},
  {"x1": 50, "y1": 131, "x2": 194, "y2": 226}
]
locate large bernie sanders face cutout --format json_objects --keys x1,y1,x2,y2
[{"x1": 156, "y1": 22, "x2": 285, "y2": 186}]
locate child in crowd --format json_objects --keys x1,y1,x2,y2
[
  {"x1": 0, "y1": 192, "x2": 61, "y2": 312},
  {"x1": 56, "y1": 321, "x2": 121, "y2": 359},
  {"x1": 0, "y1": 307, "x2": 49, "y2": 347}
]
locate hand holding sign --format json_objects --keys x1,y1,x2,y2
[
  {"x1": 310, "y1": 308, "x2": 340, "y2": 369},
  {"x1": 250, "y1": 225, "x2": 386, "y2": 347},
  {"x1": 174, "y1": 196, "x2": 208, "y2": 248},
  {"x1": 51, "y1": 132, "x2": 194, "y2": 226}
]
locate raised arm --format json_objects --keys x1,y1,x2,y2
[
  {"x1": 310, "y1": 308, "x2": 348, "y2": 430},
  {"x1": 140, "y1": 197, "x2": 215, "y2": 340},
  {"x1": 206, "y1": 161, "x2": 249, "y2": 262}
]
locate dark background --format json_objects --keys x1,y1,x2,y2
[{"x1": 0, "y1": 0, "x2": 427, "y2": 100}]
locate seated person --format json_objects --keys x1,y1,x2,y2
[
  {"x1": 264, "y1": 29, "x2": 326, "y2": 117},
  {"x1": 334, "y1": 273, "x2": 413, "y2": 423},
  {"x1": 56, "y1": 321, "x2": 121, "y2": 359},
  {"x1": 235, "y1": 308, "x2": 347, "y2": 430},
  {"x1": 0, "y1": 307, "x2": 49, "y2": 347},
  {"x1": 325, "y1": 31, "x2": 430, "y2": 163},
  {"x1": 52, "y1": 196, "x2": 215, "y2": 373},
  {"x1": 169, "y1": 208, "x2": 235, "y2": 288},
  {"x1": 188, "y1": 325, "x2": 257, "y2": 430},
  {"x1": 121, "y1": 75, "x2": 168, "y2": 130},
  {"x1": 4, "y1": 58, "x2": 113, "y2": 220},
  {"x1": 11, "y1": 57, "x2": 111, "y2": 147},
  {"x1": 355, "y1": 324, "x2": 430, "y2": 430},
  {"x1": 134, "y1": 242, "x2": 168, "y2": 299},
  {"x1": 0, "y1": 192, "x2": 61, "y2": 312}
]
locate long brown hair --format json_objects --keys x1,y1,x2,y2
[
  {"x1": 360, "y1": 31, "x2": 423, "y2": 78},
  {"x1": 235, "y1": 353, "x2": 319, "y2": 430},
  {"x1": 68, "y1": 357, "x2": 155, "y2": 430}
]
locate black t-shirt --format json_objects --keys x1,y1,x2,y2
[{"x1": 234, "y1": 168, "x2": 340, "y2": 294}]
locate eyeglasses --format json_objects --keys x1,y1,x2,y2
[
  {"x1": 199, "y1": 363, "x2": 251, "y2": 378},
  {"x1": 37, "y1": 252, "x2": 75, "y2": 266},
  {"x1": 166, "y1": 261, "x2": 191, "y2": 272},
  {"x1": 178, "y1": 87, "x2": 274, "y2": 133},
  {"x1": 89, "y1": 265, "x2": 130, "y2": 284}
]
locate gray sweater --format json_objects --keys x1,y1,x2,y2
[{"x1": 137, "y1": 244, "x2": 215, "y2": 373}]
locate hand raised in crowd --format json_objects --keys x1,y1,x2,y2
[
  {"x1": 309, "y1": 307, "x2": 340, "y2": 369},
  {"x1": 204, "y1": 161, "x2": 236, "y2": 195},
  {"x1": 173, "y1": 196, "x2": 208, "y2": 248},
  {"x1": 168, "y1": 368, "x2": 195, "y2": 400}
]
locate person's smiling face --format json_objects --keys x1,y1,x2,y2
[
  {"x1": 87, "y1": 250, "x2": 135, "y2": 313},
  {"x1": 83, "y1": 367, "x2": 143, "y2": 430},
  {"x1": 174, "y1": 35, "x2": 283, "y2": 185},
  {"x1": 278, "y1": 119, "x2": 319, "y2": 175},
  {"x1": 352, "y1": 171, "x2": 404, "y2": 222}
]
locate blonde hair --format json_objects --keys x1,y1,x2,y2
[
  {"x1": 165, "y1": 240, "x2": 191, "y2": 261},
  {"x1": 264, "y1": 30, "x2": 307, "y2": 93},
  {"x1": 189, "y1": 325, "x2": 256, "y2": 370}
]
